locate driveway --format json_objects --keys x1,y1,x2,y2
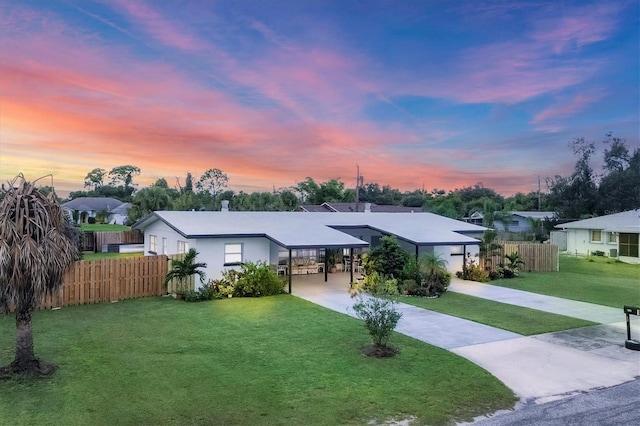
[{"x1": 291, "y1": 273, "x2": 640, "y2": 404}]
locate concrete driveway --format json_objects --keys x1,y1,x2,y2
[{"x1": 291, "y1": 273, "x2": 640, "y2": 403}]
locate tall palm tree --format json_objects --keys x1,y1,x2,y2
[
  {"x1": 0, "y1": 176, "x2": 80, "y2": 376},
  {"x1": 164, "y1": 248, "x2": 207, "y2": 295}
]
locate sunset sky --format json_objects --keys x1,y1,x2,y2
[{"x1": 1, "y1": 0, "x2": 638, "y2": 197}]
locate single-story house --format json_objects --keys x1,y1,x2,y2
[
  {"x1": 555, "y1": 209, "x2": 640, "y2": 264},
  {"x1": 133, "y1": 211, "x2": 487, "y2": 290},
  {"x1": 493, "y1": 211, "x2": 556, "y2": 233},
  {"x1": 62, "y1": 197, "x2": 130, "y2": 225},
  {"x1": 301, "y1": 202, "x2": 419, "y2": 213}
]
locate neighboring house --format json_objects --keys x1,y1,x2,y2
[
  {"x1": 133, "y1": 211, "x2": 487, "y2": 289},
  {"x1": 301, "y1": 202, "x2": 419, "y2": 213},
  {"x1": 463, "y1": 211, "x2": 484, "y2": 226},
  {"x1": 107, "y1": 202, "x2": 132, "y2": 225},
  {"x1": 62, "y1": 197, "x2": 130, "y2": 224},
  {"x1": 493, "y1": 211, "x2": 556, "y2": 233},
  {"x1": 555, "y1": 209, "x2": 640, "y2": 264}
]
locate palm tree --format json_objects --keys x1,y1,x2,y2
[
  {"x1": 0, "y1": 176, "x2": 80, "y2": 377},
  {"x1": 417, "y1": 253, "x2": 450, "y2": 295},
  {"x1": 164, "y1": 248, "x2": 207, "y2": 295}
]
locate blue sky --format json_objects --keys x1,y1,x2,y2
[{"x1": 1, "y1": 0, "x2": 638, "y2": 196}]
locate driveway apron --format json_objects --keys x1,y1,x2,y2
[{"x1": 292, "y1": 274, "x2": 640, "y2": 402}]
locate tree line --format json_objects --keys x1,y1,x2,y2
[{"x1": 63, "y1": 133, "x2": 638, "y2": 224}]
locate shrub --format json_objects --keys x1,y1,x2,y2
[
  {"x1": 366, "y1": 236, "x2": 409, "y2": 278},
  {"x1": 87, "y1": 217, "x2": 96, "y2": 224},
  {"x1": 352, "y1": 296, "x2": 402, "y2": 350},
  {"x1": 401, "y1": 253, "x2": 450, "y2": 297},
  {"x1": 217, "y1": 261, "x2": 285, "y2": 298}
]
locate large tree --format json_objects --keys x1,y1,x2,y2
[
  {"x1": 84, "y1": 168, "x2": 107, "y2": 190},
  {"x1": 196, "y1": 168, "x2": 229, "y2": 198},
  {"x1": 109, "y1": 165, "x2": 141, "y2": 191},
  {"x1": 0, "y1": 177, "x2": 80, "y2": 377}
]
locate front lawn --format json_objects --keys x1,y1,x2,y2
[
  {"x1": 400, "y1": 292, "x2": 595, "y2": 335},
  {"x1": 80, "y1": 223, "x2": 130, "y2": 231},
  {"x1": 0, "y1": 296, "x2": 516, "y2": 425},
  {"x1": 490, "y1": 255, "x2": 640, "y2": 308},
  {"x1": 81, "y1": 251, "x2": 143, "y2": 261}
]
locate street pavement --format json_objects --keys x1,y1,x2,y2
[{"x1": 468, "y1": 377, "x2": 640, "y2": 425}]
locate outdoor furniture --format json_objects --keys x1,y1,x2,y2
[{"x1": 277, "y1": 264, "x2": 288, "y2": 275}]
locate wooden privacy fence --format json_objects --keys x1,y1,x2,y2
[
  {"x1": 82, "y1": 230, "x2": 144, "y2": 252},
  {"x1": 485, "y1": 241, "x2": 559, "y2": 272},
  {"x1": 39, "y1": 255, "x2": 168, "y2": 310}
]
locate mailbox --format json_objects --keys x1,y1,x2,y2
[{"x1": 623, "y1": 305, "x2": 640, "y2": 351}]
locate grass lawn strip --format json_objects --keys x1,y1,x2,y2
[
  {"x1": 400, "y1": 292, "x2": 595, "y2": 335},
  {"x1": 0, "y1": 295, "x2": 516, "y2": 425},
  {"x1": 81, "y1": 252, "x2": 143, "y2": 261},
  {"x1": 490, "y1": 256, "x2": 640, "y2": 308},
  {"x1": 80, "y1": 223, "x2": 130, "y2": 231}
]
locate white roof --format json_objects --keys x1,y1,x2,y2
[
  {"x1": 134, "y1": 211, "x2": 485, "y2": 249},
  {"x1": 511, "y1": 211, "x2": 557, "y2": 220},
  {"x1": 556, "y1": 210, "x2": 640, "y2": 233}
]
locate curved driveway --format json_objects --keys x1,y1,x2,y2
[{"x1": 292, "y1": 274, "x2": 640, "y2": 403}]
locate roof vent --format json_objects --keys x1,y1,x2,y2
[
  {"x1": 221, "y1": 200, "x2": 229, "y2": 212},
  {"x1": 364, "y1": 203, "x2": 371, "y2": 213}
]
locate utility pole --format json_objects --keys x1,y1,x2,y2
[
  {"x1": 538, "y1": 175, "x2": 541, "y2": 211},
  {"x1": 355, "y1": 164, "x2": 364, "y2": 212}
]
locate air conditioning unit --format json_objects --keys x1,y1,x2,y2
[{"x1": 610, "y1": 249, "x2": 618, "y2": 258}]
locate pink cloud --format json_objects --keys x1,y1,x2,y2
[
  {"x1": 108, "y1": 0, "x2": 204, "y2": 51},
  {"x1": 531, "y1": 91, "x2": 605, "y2": 128}
]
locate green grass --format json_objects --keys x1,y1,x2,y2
[
  {"x1": 81, "y1": 252, "x2": 143, "y2": 261},
  {"x1": 490, "y1": 255, "x2": 640, "y2": 308},
  {"x1": 80, "y1": 223, "x2": 130, "y2": 231},
  {"x1": 0, "y1": 296, "x2": 516, "y2": 425},
  {"x1": 399, "y1": 292, "x2": 595, "y2": 335}
]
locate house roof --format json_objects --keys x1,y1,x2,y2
[
  {"x1": 301, "y1": 202, "x2": 419, "y2": 213},
  {"x1": 556, "y1": 210, "x2": 640, "y2": 233},
  {"x1": 62, "y1": 197, "x2": 124, "y2": 212},
  {"x1": 510, "y1": 211, "x2": 557, "y2": 220},
  {"x1": 134, "y1": 211, "x2": 485, "y2": 250}
]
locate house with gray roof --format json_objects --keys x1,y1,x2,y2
[
  {"x1": 62, "y1": 197, "x2": 131, "y2": 225},
  {"x1": 301, "y1": 202, "x2": 419, "y2": 213},
  {"x1": 555, "y1": 210, "x2": 640, "y2": 263},
  {"x1": 133, "y1": 211, "x2": 486, "y2": 290},
  {"x1": 493, "y1": 211, "x2": 557, "y2": 233}
]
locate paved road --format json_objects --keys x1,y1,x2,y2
[{"x1": 469, "y1": 378, "x2": 640, "y2": 425}]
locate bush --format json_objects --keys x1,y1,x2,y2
[
  {"x1": 366, "y1": 236, "x2": 409, "y2": 278},
  {"x1": 457, "y1": 263, "x2": 490, "y2": 283},
  {"x1": 216, "y1": 261, "x2": 285, "y2": 298},
  {"x1": 352, "y1": 295, "x2": 402, "y2": 349},
  {"x1": 183, "y1": 282, "x2": 223, "y2": 302},
  {"x1": 87, "y1": 217, "x2": 96, "y2": 224}
]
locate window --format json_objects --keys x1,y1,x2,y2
[
  {"x1": 149, "y1": 235, "x2": 157, "y2": 254},
  {"x1": 590, "y1": 230, "x2": 602, "y2": 243},
  {"x1": 177, "y1": 240, "x2": 189, "y2": 254},
  {"x1": 450, "y1": 245, "x2": 464, "y2": 256},
  {"x1": 225, "y1": 243, "x2": 243, "y2": 265},
  {"x1": 162, "y1": 237, "x2": 168, "y2": 255},
  {"x1": 619, "y1": 233, "x2": 639, "y2": 258},
  {"x1": 608, "y1": 233, "x2": 617, "y2": 244}
]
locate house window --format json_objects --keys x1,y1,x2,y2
[
  {"x1": 590, "y1": 230, "x2": 602, "y2": 243},
  {"x1": 619, "y1": 233, "x2": 639, "y2": 258},
  {"x1": 162, "y1": 237, "x2": 168, "y2": 255},
  {"x1": 608, "y1": 233, "x2": 617, "y2": 244},
  {"x1": 177, "y1": 240, "x2": 189, "y2": 254},
  {"x1": 450, "y1": 245, "x2": 464, "y2": 256},
  {"x1": 149, "y1": 235, "x2": 157, "y2": 254},
  {"x1": 225, "y1": 243, "x2": 243, "y2": 265}
]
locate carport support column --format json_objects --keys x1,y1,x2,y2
[
  {"x1": 349, "y1": 247, "x2": 354, "y2": 283},
  {"x1": 462, "y1": 244, "x2": 467, "y2": 277},
  {"x1": 288, "y1": 249, "x2": 292, "y2": 294},
  {"x1": 324, "y1": 248, "x2": 328, "y2": 282}
]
